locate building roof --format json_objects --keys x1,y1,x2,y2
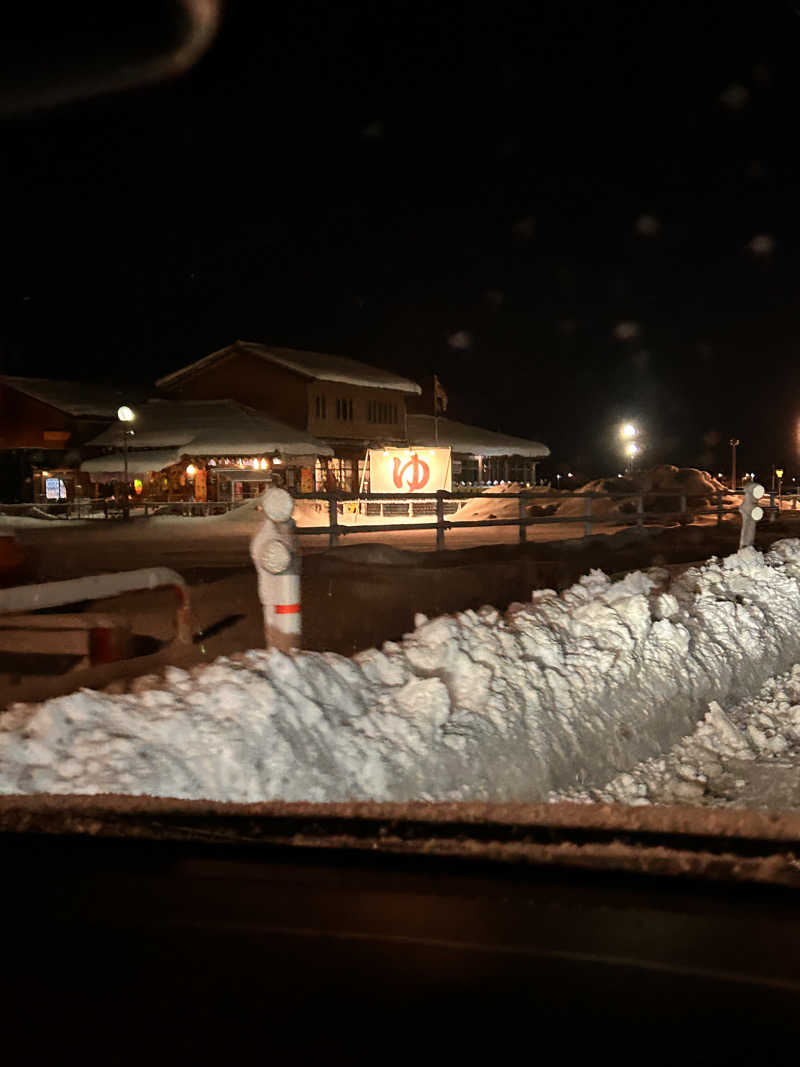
[
  {"x1": 83, "y1": 399, "x2": 333, "y2": 458},
  {"x1": 1, "y1": 376, "x2": 153, "y2": 418},
  {"x1": 80, "y1": 449, "x2": 185, "y2": 476},
  {"x1": 407, "y1": 414, "x2": 550, "y2": 458},
  {"x1": 156, "y1": 340, "x2": 423, "y2": 395}
]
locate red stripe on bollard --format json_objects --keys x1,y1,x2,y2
[{"x1": 274, "y1": 604, "x2": 301, "y2": 614}]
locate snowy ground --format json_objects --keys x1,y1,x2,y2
[{"x1": 4, "y1": 540, "x2": 800, "y2": 806}]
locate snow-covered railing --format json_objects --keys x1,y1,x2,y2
[
  {"x1": 291, "y1": 489, "x2": 768, "y2": 549},
  {"x1": 0, "y1": 567, "x2": 192, "y2": 645}
]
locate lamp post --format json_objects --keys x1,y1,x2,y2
[
  {"x1": 117, "y1": 405, "x2": 135, "y2": 520},
  {"x1": 729, "y1": 439, "x2": 739, "y2": 492},
  {"x1": 776, "y1": 467, "x2": 784, "y2": 510}
]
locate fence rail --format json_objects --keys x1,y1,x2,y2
[
  {"x1": 292, "y1": 488, "x2": 796, "y2": 549},
  {"x1": 3, "y1": 487, "x2": 799, "y2": 549}
]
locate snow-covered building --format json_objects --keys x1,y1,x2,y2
[
  {"x1": 0, "y1": 376, "x2": 153, "y2": 503},
  {"x1": 406, "y1": 414, "x2": 549, "y2": 485},
  {"x1": 81, "y1": 399, "x2": 332, "y2": 504},
  {"x1": 156, "y1": 341, "x2": 422, "y2": 491}
]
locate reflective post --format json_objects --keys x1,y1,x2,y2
[{"x1": 739, "y1": 482, "x2": 765, "y2": 549}]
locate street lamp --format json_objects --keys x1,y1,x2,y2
[
  {"x1": 625, "y1": 440, "x2": 640, "y2": 473},
  {"x1": 776, "y1": 467, "x2": 784, "y2": 509},
  {"x1": 729, "y1": 438, "x2": 739, "y2": 491},
  {"x1": 620, "y1": 423, "x2": 637, "y2": 440},
  {"x1": 117, "y1": 405, "x2": 135, "y2": 520}
]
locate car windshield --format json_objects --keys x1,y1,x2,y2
[{"x1": 3, "y1": 0, "x2": 800, "y2": 862}]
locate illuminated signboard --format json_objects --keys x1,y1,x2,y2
[
  {"x1": 45, "y1": 477, "x2": 66, "y2": 500},
  {"x1": 368, "y1": 447, "x2": 452, "y2": 494}
]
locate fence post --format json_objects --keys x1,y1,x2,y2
[
  {"x1": 680, "y1": 494, "x2": 688, "y2": 525},
  {"x1": 636, "y1": 493, "x2": 644, "y2": 527},
  {"x1": 436, "y1": 490, "x2": 446, "y2": 550},
  {"x1": 584, "y1": 496, "x2": 593, "y2": 537},
  {"x1": 518, "y1": 491, "x2": 527, "y2": 543},
  {"x1": 328, "y1": 495, "x2": 339, "y2": 548}
]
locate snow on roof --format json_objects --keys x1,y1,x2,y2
[
  {"x1": 80, "y1": 448, "x2": 185, "y2": 476},
  {"x1": 156, "y1": 340, "x2": 423, "y2": 395},
  {"x1": 84, "y1": 399, "x2": 333, "y2": 457},
  {"x1": 1, "y1": 376, "x2": 153, "y2": 418},
  {"x1": 407, "y1": 414, "x2": 550, "y2": 458}
]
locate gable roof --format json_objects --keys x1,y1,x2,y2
[
  {"x1": 407, "y1": 414, "x2": 550, "y2": 458},
  {"x1": 85, "y1": 398, "x2": 332, "y2": 457},
  {"x1": 1, "y1": 376, "x2": 153, "y2": 419},
  {"x1": 156, "y1": 340, "x2": 422, "y2": 395}
]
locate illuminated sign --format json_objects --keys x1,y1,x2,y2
[
  {"x1": 45, "y1": 478, "x2": 66, "y2": 500},
  {"x1": 368, "y1": 448, "x2": 452, "y2": 493}
]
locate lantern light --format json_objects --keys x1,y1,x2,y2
[{"x1": 185, "y1": 464, "x2": 197, "y2": 478}]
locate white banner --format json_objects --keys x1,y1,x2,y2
[{"x1": 368, "y1": 447, "x2": 452, "y2": 494}]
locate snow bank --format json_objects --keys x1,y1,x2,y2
[
  {"x1": 555, "y1": 467, "x2": 727, "y2": 520},
  {"x1": 5, "y1": 541, "x2": 800, "y2": 803},
  {"x1": 455, "y1": 483, "x2": 561, "y2": 522}
]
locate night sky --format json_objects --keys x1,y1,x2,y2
[{"x1": 3, "y1": 0, "x2": 800, "y2": 479}]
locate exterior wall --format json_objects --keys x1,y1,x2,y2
[
  {"x1": 160, "y1": 349, "x2": 410, "y2": 443},
  {"x1": 160, "y1": 349, "x2": 309, "y2": 429},
  {"x1": 306, "y1": 381, "x2": 406, "y2": 441}
]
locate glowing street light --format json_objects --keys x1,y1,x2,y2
[
  {"x1": 625, "y1": 440, "x2": 640, "y2": 472},
  {"x1": 620, "y1": 423, "x2": 637, "y2": 440}
]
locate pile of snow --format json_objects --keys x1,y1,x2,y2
[
  {"x1": 555, "y1": 478, "x2": 638, "y2": 519},
  {"x1": 454, "y1": 483, "x2": 561, "y2": 522},
  {"x1": 0, "y1": 509, "x2": 82, "y2": 527},
  {"x1": 556, "y1": 467, "x2": 729, "y2": 521},
  {"x1": 5, "y1": 541, "x2": 800, "y2": 803},
  {"x1": 640, "y1": 465, "x2": 726, "y2": 496},
  {"x1": 551, "y1": 668, "x2": 800, "y2": 810}
]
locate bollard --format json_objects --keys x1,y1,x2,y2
[
  {"x1": 739, "y1": 482, "x2": 765, "y2": 549},
  {"x1": 250, "y1": 486, "x2": 301, "y2": 653}
]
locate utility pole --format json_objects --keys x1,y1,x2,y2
[{"x1": 729, "y1": 438, "x2": 739, "y2": 492}]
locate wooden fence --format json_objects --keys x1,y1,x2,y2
[
  {"x1": 292, "y1": 488, "x2": 784, "y2": 549},
  {"x1": 3, "y1": 487, "x2": 798, "y2": 548}
]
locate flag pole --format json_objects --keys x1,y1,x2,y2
[{"x1": 434, "y1": 373, "x2": 439, "y2": 444}]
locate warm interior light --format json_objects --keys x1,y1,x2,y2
[
  {"x1": 260, "y1": 458, "x2": 268, "y2": 470},
  {"x1": 251, "y1": 458, "x2": 259, "y2": 469},
  {"x1": 273, "y1": 457, "x2": 282, "y2": 465},
  {"x1": 208, "y1": 459, "x2": 217, "y2": 467},
  {"x1": 185, "y1": 464, "x2": 197, "y2": 477}
]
